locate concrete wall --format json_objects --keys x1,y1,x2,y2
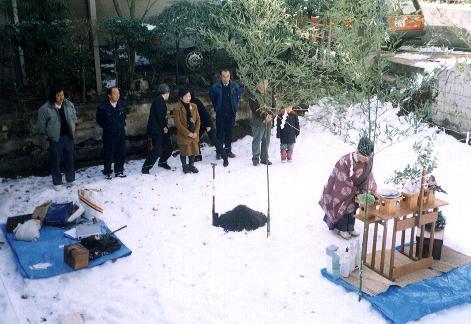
[
  {"x1": 432, "y1": 63, "x2": 471, "y2": 132},
  {"x1": 421, "y1": 2, "x2": 471, "y2": 31},
  {"x1": 420, "y1": 2, "x2": 471, "y2": 48}
]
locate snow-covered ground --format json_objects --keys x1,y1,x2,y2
[{"x1": 0, "y1": 109, "x2": 470, "y2": 323}]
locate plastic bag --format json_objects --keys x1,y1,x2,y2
[
  {"x1": 13, "y1": 219, "x2": 41, "y2": 241},
  {"x1": 78, "y1": 188, "x2": 103, "y2": 221},
  {"x1": 45, "y1": 202, "x2": 73, "y2": 226}
]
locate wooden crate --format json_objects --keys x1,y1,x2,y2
[
  {"x1": 378, "y1": 197, "x2": 401, "y2": 215},
  {"x1": 401, "y1": 192, "x2": 419, "y2": 210},
  {"x1": 423, "y1": 189, "x2": 435, "y2": 207},
  {"x1": 355, "y1": 199, "x2": 378, "y2": 219},
  {"x1": 64, "y1": 243, "x2": 89, "y2": 270}
]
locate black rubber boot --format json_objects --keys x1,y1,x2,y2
[
  {"x1": 222, "y1": 150, "x2": 229, "y2": 167},
  {"x1": 188, "y1": 156, "x2": 199, "y2": 173},
  {"x1": 180, "y1": 156, "x2": 191, "y2": 174}
]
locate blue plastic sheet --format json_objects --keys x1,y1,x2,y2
[
  {"x1": 321, "y1": 265, "x2": 471, "y2": 323},
  {"x1": 1, "y1": 221, "x2": 132, "y2": 279}
]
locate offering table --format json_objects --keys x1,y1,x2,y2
[{"x1": 356, "y1": 197, "x2": 448, "y2": 281}]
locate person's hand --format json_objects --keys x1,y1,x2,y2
[
  {"x1": 163, "y1": 127, "x2": 168, "y2": 134},
  {"x1": 147, "y1": 137, "x2": 154, "y2": 151},
  {"x1": 206, "y1": 127, "x2": 211, "y2": 132}
]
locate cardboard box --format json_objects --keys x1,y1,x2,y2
[{"x1": 64, "y1": 243, "x2": 89, "y2": 270}]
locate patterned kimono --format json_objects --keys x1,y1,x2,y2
[{"x1": 319, "y1": 153, "x2": 377, "y2": 229}]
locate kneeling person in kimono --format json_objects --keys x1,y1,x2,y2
[{"x1": 319, "y1": 137, "x2": 377, "y2": 240}]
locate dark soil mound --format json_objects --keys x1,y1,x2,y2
[{"x1": 216, "y1": 204, "x2": 267, "y2": 232}]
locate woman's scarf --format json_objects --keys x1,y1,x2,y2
[{"x1": 181, "y1": 100, "x2": 195, "y2": 132}]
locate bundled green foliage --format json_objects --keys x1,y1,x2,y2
[
  {"x1": 203, "y1": 0, "x2": 328, "y2": 111},
  {"x1": 357, "y1": 193, "x2": 376, "y2": 206},
  {"x1": 387, "y1": 134, "x2": 438, "y2": 188}
]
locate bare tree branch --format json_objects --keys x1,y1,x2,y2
[
  {"x1": 112, "y1": 0, "x2": 124, "y2": 17},
  {"x1": 141, "y1": 0, "x2": 159, "y2": 19}
]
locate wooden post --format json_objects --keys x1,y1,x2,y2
[
  {"x1": 400, "y1": 215, "x2": 406, "y2": 253},
  {"x1": 380, "y1": 220, "x2": 387, "y2": 274},
  {"x1": 417, "y1": 169, "x2": 426, "y2": 259},
  {"x1": 88, "y1": 0, "x2": 102, "y2": 94}
]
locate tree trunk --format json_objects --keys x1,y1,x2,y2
[
  {"x1": 81, "y1": 64, "x2": 87, "y2": 103},
  {"x1": 129, "y1": 43, "x2": 136, "y2": 89},
  {"x1": 175, "y1": 39, "x2": 180, "y2": 85},
  {"x1": 11, "y1": 0, "x2": 26, "y2": 85},
  {"x1": 112, "y1": 0, "x2": 124, "y2": 16},
  {"x1": 87, "y1": 0, "x2": 102, "y2": 94}
]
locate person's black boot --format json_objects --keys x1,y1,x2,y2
[
  {"x1": 158, "y1": 162, "x2": 172, "y2": 170},
  {"x1": 180, "y1": 156, "x2": 191, "y2": 174},
  {"x1": 194, "y1": 154, "x2": 203, "y2": 162},
  {"x1": 188, "y1": 156, "x2": 199, "y2": 173},
  {"x1": 222, "y1": 150, "x2": 229, "y2": 167}
]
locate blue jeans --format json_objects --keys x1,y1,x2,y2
[
  {"x1": 251, "y1": 117, "x2": 271, "y2": 162},
  {"x1": 49, "y1": 135, "x2": 75, "y2": 185},
  {"x1": 280, "y1": 143, "x2": 294, "y2": 153}
]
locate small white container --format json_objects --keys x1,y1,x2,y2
[{"x1": 340, "y1": 260, "x2": 350, "y2": 277}]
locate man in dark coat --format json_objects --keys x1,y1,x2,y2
[
  {"x1": 209, "y1": 68, "x2": 241, "y2": 159},
  {"x1": 96, "y1": 87, "x2": 128, "y2": 179},
  {"x1": 37, "y1": 84, "x2": 77, "y2": 190},
  {"x1": 142, "y1": 84, "x2": 173, "y2": 174},
  {"x1": 190, "y1": 90, "x2": 229, "y2": 167}
]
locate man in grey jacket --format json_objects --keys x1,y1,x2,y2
[{"x1": 37, "y1": 85, "x2": 77, "y2": 190}]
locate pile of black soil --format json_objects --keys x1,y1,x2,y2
[{"x1": 216, "y1": 204, "x2": 267, "y2": 232}]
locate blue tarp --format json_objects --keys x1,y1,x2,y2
[
  {"x1": 1, "y1": 221, "x2": 132, "y2": 279},
  {"x1": 321, "y1": 265, "x2": 471, "y2": 323}
]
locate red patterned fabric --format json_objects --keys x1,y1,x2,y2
[{"x1": 319, "y1": 153, "x2": 377, "y2": 229}]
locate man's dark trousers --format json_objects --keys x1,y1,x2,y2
[
  {"x1": 50, "y1": 135, "x2": 75, "y2": 185},
  {"x1": 216, "y1": 112, "x2": 235, "y2": 152},
  {"x1": 103, "y1": 131, "x2": 125, "y2": 175},
  {"x1": 142, "y1": 133, "x2": 172, "y2": 171},
  {"x1": 334, "y1": 213, "x2": 355, "y2": 232}
]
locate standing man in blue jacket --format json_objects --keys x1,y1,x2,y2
[
  {"x1": 209, "y1": 68, "x2": 241, "y2": 159},
  {"x1": 37, "y1": 84, "x2": 77, "y2": 190},
  {"x1": 96, "y1": 87, "x2": 128, "y2": 179}
]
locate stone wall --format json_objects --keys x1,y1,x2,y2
[{"x1": 0, "y1": 93, "x2": 253, "y2": 177}]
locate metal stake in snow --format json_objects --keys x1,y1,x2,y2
[
  {"x1": 466, "y1": 131, "x2": 469, "y2": 145},
  {"x1": 358, "y1": 151, "x2": 374, "y2": 301},
  {"x1": 211, "y1": 163, "x2": 218, "y2": 226},
  {"x1": 266, "y1": 121, "x2": 271, "y2": 237}
]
